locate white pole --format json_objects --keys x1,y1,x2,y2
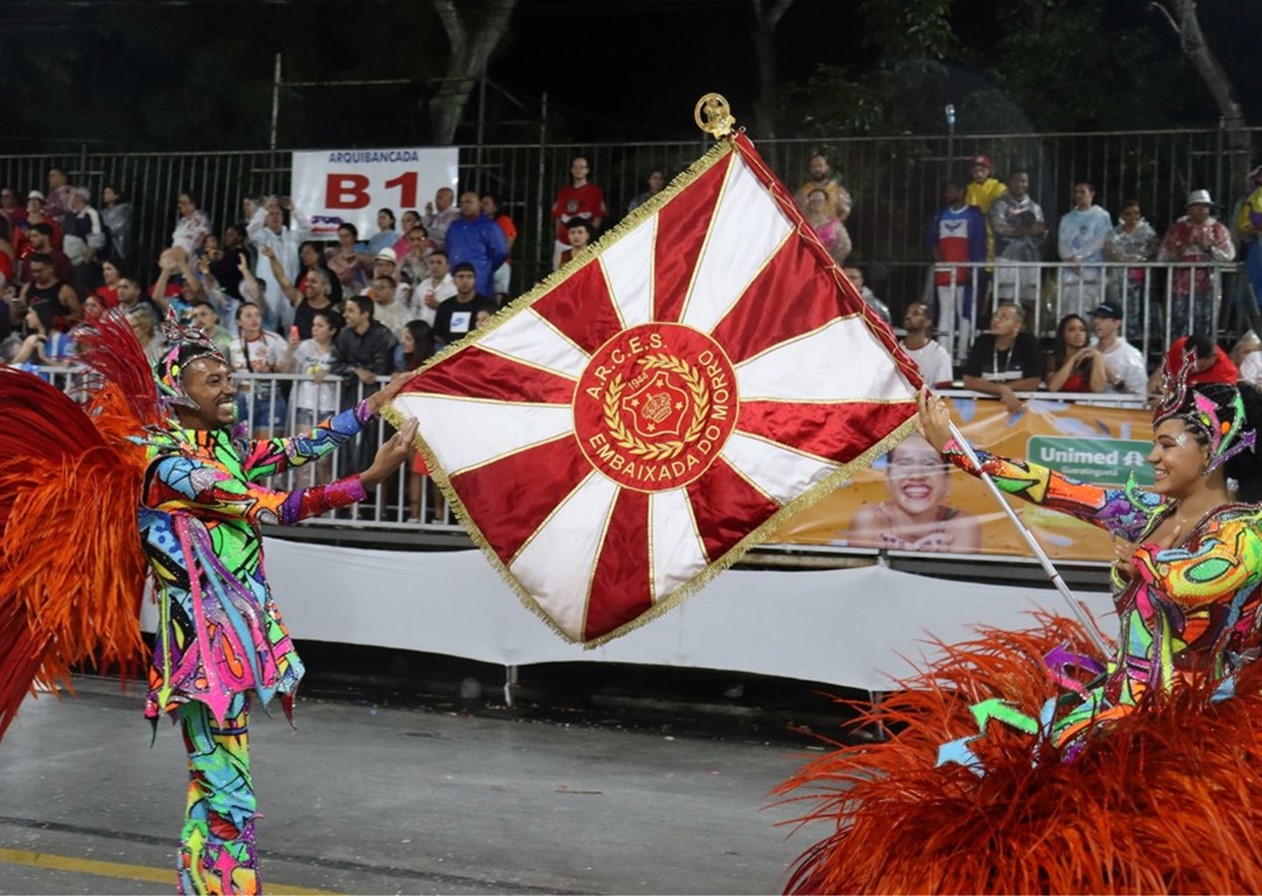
[
  {"x1": 270, "y1": 53, "x2": 282, "y2": 153},
  {"x1": 947, "y1": 421, "x2": 1112, "y2": 657}
]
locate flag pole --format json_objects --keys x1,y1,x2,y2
[{"x1": 947, "y1": 421, "x2": 1112, "y2": 657}]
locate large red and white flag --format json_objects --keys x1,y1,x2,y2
[{"x1": 389, "y1": 133, "x2": 922, "y2": 646}]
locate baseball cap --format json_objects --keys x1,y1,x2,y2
[
  {"x1": 27, "y1": 190, "x2": 45, "y2": 202},
  {"x1": 1091, "y1": 302, "x2": 1124, "y2": 320},
  {"x1": 375, "y1": 247, "x2": 397, "y2": 263},
  {"x1": 451, "y1": 261, "x2": 476, "y2": 275},
  {"x1": 970, "y1": 154, "x2": 993, "y2": 169}
]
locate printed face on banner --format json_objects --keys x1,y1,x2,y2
[
  {"x1": 291, "y1": 148, "x2": 459, "y2": 237},
  {"x1": 771, "y1": 397, "x2": 1156, "y2": 563}
]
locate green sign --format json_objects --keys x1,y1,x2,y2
[{"x1": 1026, "y1": 436, "x2": 1153, "y2": 487}]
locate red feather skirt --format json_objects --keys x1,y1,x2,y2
[{"x1": 774, "y1": 617, "x2": 1262, "y2": 894}]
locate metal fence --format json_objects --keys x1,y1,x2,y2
[
  {"x1": 27, "y1": 360, "x2": 1145, "y2": 540},
  {"x1": 26, "y1": 364, "x2": 1150, "y2": 540},
  {"x1": 932, "y1": 259, "x2": 1241, "y2": 362},
  {"x1": 3, "y1": 125, "x2": 1258, "y2": 312}
]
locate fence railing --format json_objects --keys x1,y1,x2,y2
[
  {"x1": 23, "y1": 364, "x2": 1162, "y2": 536},
  {"x1": 929, "y1": 259, "x2": 1243, "y2": 362},
  {"x1": 3, "y1": 125, "x2": 1258, "y2": 311}
]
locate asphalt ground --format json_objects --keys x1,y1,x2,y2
[{"x1": 0, "y1": 657, "x2": 856, "y2": 895}]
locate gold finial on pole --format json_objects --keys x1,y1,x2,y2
[{"x1": 694, "y1": 93, "x2": 736, "y2": 139}]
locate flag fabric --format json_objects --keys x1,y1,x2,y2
[{"x1": 387, "y1": 133, "x2": 922, "y2": 646}]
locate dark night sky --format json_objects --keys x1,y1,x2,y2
[
  {"x1": 487, "y1": 0, "x2": 1262, "y2": 142},
  {"x1": 1, "y1": 0, "x2": 1260, "y2": 150},
  {"x1": 486, "y1": 0, "x2": 849, "y2": 141}
]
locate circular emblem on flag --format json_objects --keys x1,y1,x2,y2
[{"x1": 574, "y1": 323, "x2": 738, "y2": 491}]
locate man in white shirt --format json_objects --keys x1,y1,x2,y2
[
  {"x1": 368, "y1": 275, "x2": 413, "y2": 339},
  {"x1": 422, "y1": 187, "x2": 459, "y2": 251},
  {"x1": 1090, "y1": 302, "x2": 1147, "y2": 394},
  {"x1": 899, "y1": 302, "x2": 953, "y2": 387},
  {"x1": 247, "y1": 198, "x2": 310, "y2": 332},
  {"x1": 410, "y1": 250, "x2": 457, "y2": 326}
]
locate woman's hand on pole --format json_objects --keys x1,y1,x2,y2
[{"x1": 915, "y1": 386, "x2": 953, "y2": 453}]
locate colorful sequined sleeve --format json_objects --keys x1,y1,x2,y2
[
  {"x1": 147, "y1": 456, "x2": 366, "y2": 526},
  {"x1": 240, "y1": 402, "x2": 372, "y2": 482},
  {"x1": 941, "y1": 437, "x2": 1165, "y2": 541},
  {"x1": 1132, "y1": 515, "x2": 1262, "y2": 611}
]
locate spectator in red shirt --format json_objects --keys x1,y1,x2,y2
[
  {"x1": 551, "y1": 156, "x2": 606, "y2": 271},
  {"x1": 0, "y1": 186, "x2": 26, "y2": 231},
  {"x1": 558, "y1": 219, "x2": 591, "y2": 267},
  {"x1": 23, "y1": 194, "x2": 63, "y2": 252},
  {"x1": 1149, "y1": 333, "x2": 1240, "y2": 400},
  {"x1": 20, "y1": 223, "x2": 75, "y2": 285},
  {"x1": 1157, "y1": 190, "x2": 1236, "y2": 338}
]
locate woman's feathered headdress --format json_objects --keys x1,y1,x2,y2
[{"x1": 1153, "y1": 349, "x2": 1256, "y2": 473}]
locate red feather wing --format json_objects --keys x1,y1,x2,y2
[{"x1": 0, "y1": 369, "x2": 149, "y2": 743}]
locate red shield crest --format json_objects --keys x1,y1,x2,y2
[{"x1": 622, "y1": 371, "x2": 689, "y2": 439}]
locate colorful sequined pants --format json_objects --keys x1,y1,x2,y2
[{"x1": 177, "y1": 693, "x2": 259, "y2": 894}]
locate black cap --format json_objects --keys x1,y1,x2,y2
[
  {"x1": 1091, "y1": 302, "x2": 1123, "y2": 320},
  {"x1": 451, "y1": 261, "x2": 476, "y2": 275}
]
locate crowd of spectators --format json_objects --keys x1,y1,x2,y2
[
  {"x1": 1, "y1": 151, "x2": 1257, "y2": 463},
  {"x1": 864, "y1": 149, "x2": 1256, "y2": 413},
  {"x1": 0, "y1": 167, "x2": 539, "y2": 521}
]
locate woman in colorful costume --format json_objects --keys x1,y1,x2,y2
[
  {"x1": 777, "y1": 358, "x2": 1262, "y2": 893},
  {"x1": 0, "y1": 310, "x2": 417, "y2": 894}
]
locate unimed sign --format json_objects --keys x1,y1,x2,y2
[
  {"x1": 1027, "y1": 436, "x2": 1155, "y2": 487},
  {"x1": 291, "y1": 147, "x2": 459, "y2": 237}
]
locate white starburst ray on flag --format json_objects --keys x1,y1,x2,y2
[
  {"x1": 390, "y1": 395, "x2": 572, "y2": 475},
  {"x1": 475, "y1": 309, "x2": 591, "y2": 378},
  {"x1": 383, "y1": 128, "x2": 925, "y2": 647},
  {"x1": 648, "y1": 488, "x2": 709, "y2": 602},
  {"x1": 735, "y1": 316, "x2": 920, "y2": 403},
  {"x1": 719, "y1": 432, "x2": 841, "y2": 506},
  {"x1": 677, "y1": 155, "x2": 795, "y2": 335},
  {"x1": 599, "y1": 215, "x2": 655, "y2": 328},
  {"x1": 509, "y1": 472, "x2": 620, "y2": 640}
]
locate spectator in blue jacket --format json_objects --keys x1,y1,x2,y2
[{"x1": 444, "y1": 191, "x2": 509, "y2": 304}]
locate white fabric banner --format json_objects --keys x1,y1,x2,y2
[
  {"x1": 138, "y1": 540, "x2": 1115, "y2": 692},
  {"x1": 290, "y1": 147, "x2": 459, "y2": 237}
]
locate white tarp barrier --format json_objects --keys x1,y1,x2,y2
[
  {"x1": 142, "y1": 539, "x2": 1114, "y2": 691},
  {"x1": 199, "y1": 540, "x2": 1114, "y2": 692}
]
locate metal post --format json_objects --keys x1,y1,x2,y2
[
  {"x1": 536, "y1": 92, "x2": 549, "y2": 277},
  {"x1": 475, "y1": 66, "x2": 487, "y2": 193},
  {"x1": 504, "y1": 664, "x2": 518, "y2": 708},
  {"x1": 270, "y1": 53, "x2": 282, "y2": 153},
  {"x1": 270, "y1": 53, "x2": 283, "y2": 196}
]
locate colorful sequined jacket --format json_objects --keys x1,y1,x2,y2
[
  {"x1": 139, "y1": 403, "x2": 373, "y2": 723},
  {"x1": 942, "y1": 438, "x2": 1262, "y2": 754}
]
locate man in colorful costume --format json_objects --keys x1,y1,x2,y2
[
  {"x1": 777, "y1": 355, "x2": 1262, "y2": 893},
  {"x1": 142, "y1": 317, "x2": 416, "y2": 892},
  {"x1": 0, "y1": 310, "x2": 416, "y2": 894}
]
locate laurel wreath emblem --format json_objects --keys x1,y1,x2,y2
[{"x1": 602, "y1": 353, "x2": 710, "y2": 460}]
